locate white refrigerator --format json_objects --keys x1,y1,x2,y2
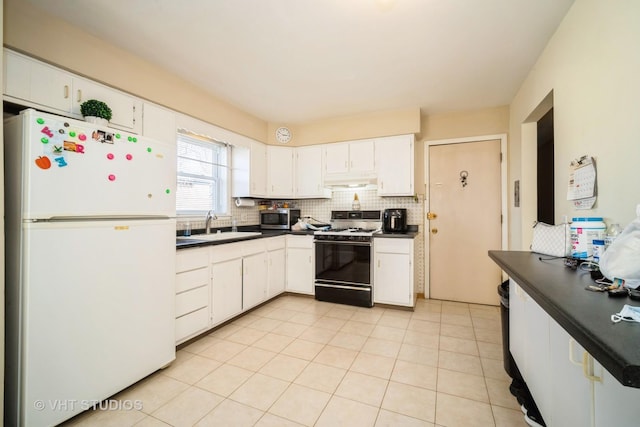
[{"x1": 4, "y1": 109, "x2": 177, "y2": 426}]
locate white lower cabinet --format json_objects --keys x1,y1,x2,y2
[
  {"x1": 267, "y1": 236, "x2": 286, "y2": 298},
  {"x1": 523, "y1": 292, "x2": 552, "y2": 421},
  {"x1": 242, "y1": 240, "x2": 268, "y2": 311},
  {"x1": 510, "y1": 279, "x2": 640, "y2": 427},
  {"x1": 508, "y1": 280, "x2": 527, "y2": 377},
  {"x1": 210, "y1": 243, "x2": 244, "y2": 326},
  {"x1": 175, "y1": 247, "x2": 210, "y2": 344},
  {"x1": 549, "y1": 319, "x2": 593, "y2": 427},
  {"x1": 175, "y1": 234, "x2": 309, "y2": 343},
  {"x1": 373, "y1": 238, "x2": 414, "y2": 306},
  {"x1": 593, "y1": 360, "x2": 640, "y2": 426},
  {"x1": 286, "y1": 235, "x2": 314, "y2": 295}
]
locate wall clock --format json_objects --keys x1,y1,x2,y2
[{"x1": 275, "y1": 126, "x2": 292, "y2": 144}]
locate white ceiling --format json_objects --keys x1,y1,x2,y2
[{"x1": 27, "y1": 0, "x2": 574, "y2": 124}]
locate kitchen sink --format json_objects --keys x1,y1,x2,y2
[{"x1": 176, "y1": 231, "x2": 262, "y2": 242}]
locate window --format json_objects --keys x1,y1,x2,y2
[{"x1": 176, "y1": 130, "x2": 229, "y2": 215}]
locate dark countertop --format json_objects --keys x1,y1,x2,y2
[
  {"x1": 176, "y1": 228, "x2": 315, "y2": 250},
  {"x1": 374, "y1": 231, "x2": 420, "y2": 239},
  {"x1": 489, "y1": 250, "x2": 640, "y2": 388}
]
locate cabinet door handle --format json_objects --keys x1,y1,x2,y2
[
  {"x1": 77, "y1": 89, "x2": 82, "y2": 103},
  {"x1": 581, "y1": 352, "x2": 602, "y2": 382},
  {"x1": 64, "y1": 85, "x2": 69, "y2": 99},
  {"x1": 568, "y1": 338, "x2": 582, "y2": 367}
]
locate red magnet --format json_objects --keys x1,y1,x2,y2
[
  {"x1": 108, "y1": 174, "x2": 116, "y2": 181},
  {"x1": 78, "y1": 134, "x2": 87, "y2": 141},
  {"x1": 35, "y1": 156, "x2": 51, "y2": 170},
  {"x1": 126, "y1": 154, "x2": 133, "y2": 160},
  {"x1": 107, "y1": 153, "x2": 115, "y2": 160}
]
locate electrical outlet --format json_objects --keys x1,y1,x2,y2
[{"x1": 241, "y1": 213, "x2": 248, "y2": 221}]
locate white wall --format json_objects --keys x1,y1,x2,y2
[{"x1": 509, "y1": 0, "x2": 640, "y2": 249}]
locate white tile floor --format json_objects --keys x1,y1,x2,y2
[{"x1": 63, "y1": 295, "x2": 527, "y2": 427}]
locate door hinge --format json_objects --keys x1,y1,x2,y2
[
  {"x1": 500, "y1": 152, "x2": 503, "y2": 162},
  {"x1": 501, "y1": 214, "x2": 503, "y2": 224}
]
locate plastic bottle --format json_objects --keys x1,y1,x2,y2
[
  {"x1": 570, "y1": 217, "x2": 606, "y2": 258},
  {"x1": 232, "y1": 218, "x2": 238, "y2": 232},
  {"x1": 352, "y1": 193, "x2": 361, "y2": 211},
  {"x1": 183, "y1": 221, "x2": 191, "y2": 237},
  {"x1": 604, "y1": 223, "x2": 622, "y2": 250}
]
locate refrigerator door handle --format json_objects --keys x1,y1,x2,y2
[{"x1": 33, "y1": 215, "x2": 172, "y2": 222}]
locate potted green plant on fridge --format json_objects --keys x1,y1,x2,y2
[{"x1": 80, "y1": 99, "x2": 112, "y2": 125}]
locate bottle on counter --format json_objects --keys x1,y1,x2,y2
[
  {"x1": 604, "y1": 223, "x2": 622, "y2": 250},
  {"x1": 352, "y1": 193, "x2": 361, "y2": 211},
  {"x1": 184, "y1": 222, "x2": 191, "y2": 237}
]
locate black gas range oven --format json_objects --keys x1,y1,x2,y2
[{"x1": 313, "y1": 210, "x2": 381, "y2": 308}]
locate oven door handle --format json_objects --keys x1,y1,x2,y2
[
  {"x1": 313, "y1": 240, "x2": 371, "y2": 246},
  {"x1": 315, "y1": 283, "x2": 371, "y2": 292}
]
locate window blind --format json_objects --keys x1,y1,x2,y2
[{"x1": 176, "y1": 131, "x2": 229, "y2": 215}]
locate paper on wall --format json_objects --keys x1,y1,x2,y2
[{"x1": 567, "y1": 155, "x2": 597, "y2": 209}]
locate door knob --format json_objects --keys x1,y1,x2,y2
[
  {"x1": 431, "y1": 228, "x2": 438, "y2": 234},
  {"x1": 427, "y1": 212, "x2": 437, "y2": 220}
]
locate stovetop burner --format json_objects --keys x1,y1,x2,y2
[
  {"x1": 313, "y1": 228, "x2": 381, "y2": 241},
  {"x1": 314, "y1": 210, "x2": 382, "y2": 240}
]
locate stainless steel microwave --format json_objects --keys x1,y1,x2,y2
[{"x1": 260, "y1": 208, "x2": 301, "y2": 230}]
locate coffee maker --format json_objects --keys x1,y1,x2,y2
[{"x1": 383, "y1": 208, "x2": 408, "y2": 233}]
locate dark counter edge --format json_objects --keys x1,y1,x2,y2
[
  {"x1": 177, "y1": 227, "x2": 420, "y2": 249},
  {"x1": 489, "y1": 250, "x2": 640, "y2": 388},
  {"x1": 176, "y1": 229, "x2": 313, "y2": 249}
]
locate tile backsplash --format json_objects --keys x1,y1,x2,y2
[
  {"x1": 176, "y1": 188, "x2": 426, "y2": 293},
  {"x1": 294, "y1": 188, "x2": 423, "y2": 226}
]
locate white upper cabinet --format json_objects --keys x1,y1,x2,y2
[
  {"x1": 232, "y1": 141, "x2": 267, "y2": 198},
  {"x1": 142, "y1": 102, "x2": 177, "y2": 145},
  {"x1": 295, "y1": 145, "x2": 331, "y2": 198},
  {"x1": 324, "y1": 143, "x2": 350, "y2": 175},
  {"x1": 3, "y1": 49, "x2": 141, "y2": 134},
  {"x1": 324, "y1": 139, "x2": 376, "y2": 180},
  {"x1": 267, "y1": 146, "x2": 294, "y2": 198},
  {"x1": 348, "y1": 139, "x2": 376, "y2": 174},
  {"x1": 376, "y1": 134, "x2": 414, "y2": 196},
  {"x1": 71, "y1": 77, "x2": 142, "y2": 132},
  {"x1": 4, "y1": 50, "x2": 73, "y2": 112}
]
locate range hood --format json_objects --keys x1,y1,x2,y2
[{"x1": 324, "y1": 174, "x2": 378, "y2": 188}]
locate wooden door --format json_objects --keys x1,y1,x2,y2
[{"x1": 428, "y1": 140, "x2": 501, "y2": 305}]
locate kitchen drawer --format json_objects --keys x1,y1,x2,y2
[
  {"x1": 176, "y1": 307, "x2": 209, "y2": 343},
  {"x1": 239, "y1": 239, "x2": 267, "y2": 256},
  {"x1": 176, "y1": 267, "x2": 209, "y2": 294},
  {"x1": 375, "y1": 238, "x2": 412, "y2": 254},
  {"x1": 175, "y1": 285, "x2": 208, "y2": 317},
  {"x1": 286, "y1": 235, "x2": 314, "y2": 249},
  {"x1": 210, "y1": 242, "x2": 244, "y2": 263},
  {"x1": 176, "y1": 247, "x2": 209, "y2": 273},
  {"x1": 266, "y1": 235, "x2": 286, "y2": 251}
]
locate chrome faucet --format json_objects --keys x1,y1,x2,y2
[{"x1": 205, "y1": 210, "x2": 217, "y2": 234}]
